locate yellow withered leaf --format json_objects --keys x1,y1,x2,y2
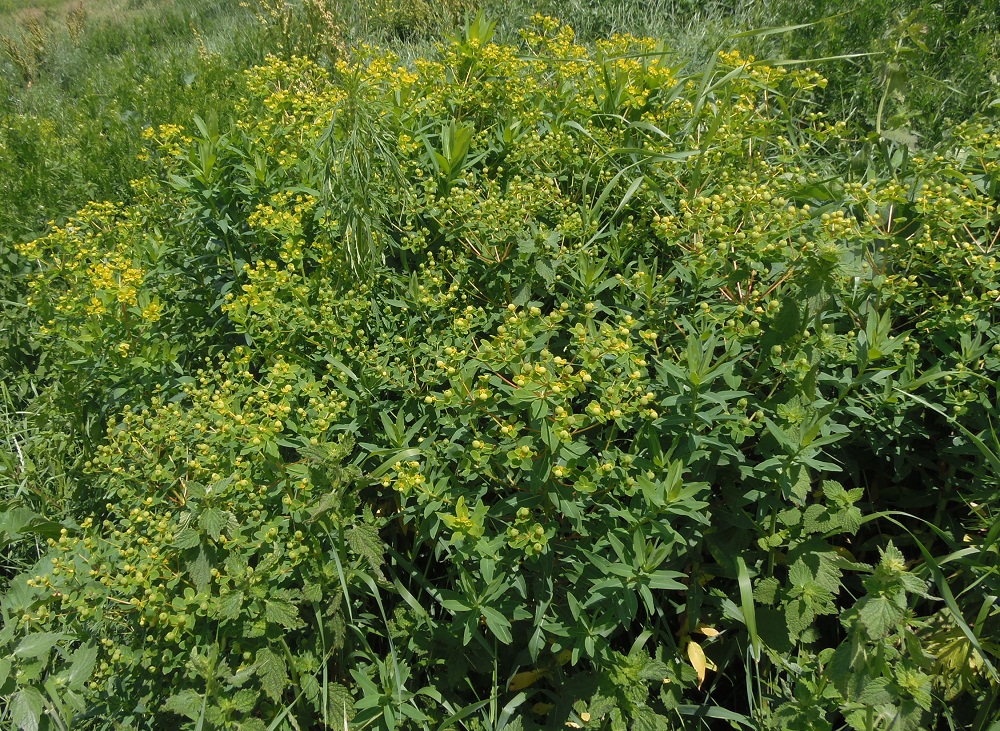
[
  {"x1": 509, "y1": 669, "x2": 547, "y2": 691},
  {"x1": 695, "y1": 624, "x2": 721, "y2": 637},
  {"x1": 687, "y1": 640, "x2": 707, "y2": 688}
]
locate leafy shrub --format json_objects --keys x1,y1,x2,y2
[{"x1": 2, "y1": 13, "x2": 1000, "y2": 731}]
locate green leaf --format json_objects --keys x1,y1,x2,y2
[
  {"x1": 327, "y1": 682, "x2": 357, "y2": 722},
  {"x1": 173, "y1": 527, "x2": 201, "y2": 549},
  {"x1": 264, "y1": 598, "x2": 302, "y2": 629},
  {"x1": 647, "y1": 571, "x2": 685, "y2": 591},
  {"x1": 10, "y1": 687, "x2": 44, "y2": 731},
  {"x1": 14, "y1": 632, "x2": 64, "y2": 660},
  {"x1": 0, "y1": 657, "x2": 10, "y2": 687},
  {"x1": 187, "y1": 547, "x2": 212, "y2": 593},
  {"x1": 255, "y1": 647, "x2": 289, "y2": 703},
  {"x1": 857, "y1": 596, "x2": 901, "y2": 639},
  {"x1": 65, "y1": 645, "x2": 98, "y2": 689},
  {"x1": 632, "y1": 707, "x2": 668, "y2": 731},
  {"x1": 480, "y1": 606, "x2": 512, "y2": 644},
  {"x1": 736, "y1": 557, "x2": 761, "y2": 661},
  {"x1": 219, "y1": 590, "x2": 244, "y2": 619},
  {"x1": 199, "y1": 507, "x2": 228, "y2": 541},
  {"x1": 232, "y1": 688, "x2": 257, "y2": 713},
  {"x1": 347, "y1": 523, "x2": 385, "y2": 579},
  {"x1": 676, "y1": 704, "x2": 754, "y2": 728},
  {"x1": 162, "y1": 689, "x2": 203, "y2": 721}
]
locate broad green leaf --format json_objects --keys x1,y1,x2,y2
[
  {"x1": 65, "y1": 644, "x2": 98, "y2": 689},
  {"x1": 858, "y1": 596, "x2": 901, "y2": 640},
  {"x1": 14, "y1": 633, "x2": 64, "y2": 660},
  {"x1": 162, "y1": 689, "x2": 203, "y2": 721},
  {"x1": 255, "y1": 647, "x2": 288, "y2": 703},
  {"x1": 219, "y1": 590, "x2": 244, "y2": 619},
  {"x1": 264, "y1": 598, "x2": 302, "y2": 629},
  {"x1": 199, "y1": 507, "x2": 227, "y2": 541},
  {"x1": 10, "y1": 687, "x2": 44, "y2": 731},
  {"x1": 187, "y1": 547, "x2": 212, "y2": 593}
]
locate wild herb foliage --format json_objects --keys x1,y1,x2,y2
[
  {"x1": 2, "y1": 12, "x2": 1000, "y2": 731},
  {"x1": 756, "y1": 0, "x2": 1000, "y2": 143}
]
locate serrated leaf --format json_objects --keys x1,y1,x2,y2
[
  {"x1": 326, "y1": 682, "x2": 356, "y2": 722},
  {"x1": 301, "y1": 673, "x2": 320, "y2": 703},
  {"x1": 588, "y1": 694, "x2": 617, "y2": 719},
  {"x1": 637, "y1": 658, "x2": 670, "y2": 682},
  {"x1": 785, "y1": 598, "x2": 814, "y2": 640},
  {"x1": 535, "y1": 259, "x2": 555, "y2": 283},
  {"x1": 857, "y1": 676, "x2": 893, "y2": 705},
  {"x1": 219, "y1": 590, "x2": 244, "y2": 620},
  {"x1": 753, "y1": 576, "x2": 780, "y2": 605},
  {"x1": 199, "y1": 507, "x2": 227, "y2": 541},
  {"x1": 264, "y1": 598, "x2": 302, "y2": 629},
  {"x1": 187, "y1": 547, "x2": 212, "y2": 593},
  {"x1": 0, "y1": 657, "x2": 10, "y2": 687},
  {"x1": 162, "y1": 689, "x2": 203, "y2": 720},
  {"x1": 632, "y1": 707, "x2": 668, "y2": 731},
  {"x1": 65, "y1": 645, "x2": 98, "y2": 689},
  {"x1": 232, "y1": 688, "x2": 257, "y2": 713},
  {"x1": 839, "y1": 506, "x2": 863, "y2": 534},
  {"x1": 11, "y1": 688, "x2": 44, "y2": 731},
  {"x1": 302, "y1": 582, "x2": 322, "y2": 603},
  {"x1": 791, "y1": 465, "x2": 810, "y2": 503},
  {"x1": 858, "y1": 596, "x2": 900, "y2": 639},
  {"x1": 255, "y1": 647, "x2": 288, "y2": 703},
  {"x1": 14, "y1": 633, "x2": 64, "y2": 659},
  {"x1": 347, "y1": 523, "x2": 385, "y2": 580},
  {"x1": 173, "y1": 527, "x2": 201, "y2": 549}
]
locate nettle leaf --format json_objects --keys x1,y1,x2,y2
[
  {"x1": 791, "y1": 465, "x2": 811, "y2": 503},
  {"x1": 302, "y1": 582, "x2": 322, "y2": 603},
  {"x1": 13, "y1": 632, "x2": 65, "y2": 660},
  {"x1": 10, "y1": 688, "x2": 44, "y2": 731},
  {"x1": 187, "y1": 547, "x2": 212, "y2": 593},
  {"x1": 347, "y1": 522, "x2": 385, "y2": 579},
  {"x1": 219, "y1": 590, "x2": 244, "y2": 619},
  {"x1": 637, "y1": 658, "x2": 669, "y2": 683},
  {"x1": 232, "y1": 688, "x2": 257, "y2": 713},
  {"x1": 632, "y1": 707, "x2": 668, "y2": 731},
  {"x1": 64, "y1": 644, "x2": 98, "y2": 690},
  {"x1": 327, "y1": 682, "x2": 357, "y2": 722},
  {"x1": 255, "y1": 647, "x2": 289, "y2": 703},
  {"x1": 858, "y1": 595, "x2": 903, "y2": 640},
  {"x1": 857, "y1": 676, "x2": 894, "y2": 706},
  {"x1": 264, "y1": 598, "x2": 303, "y2": 629},
  {"x1": 785, "y1": 598, "x2": 815, "y2": 640},
  {"x1": 754, "y1": 576, "x2": 780, "y2": 605},
  {"x1": 173, "y1": 527, "x2": 201, "y2": 549},
  {"x1": 838, "y1": 506, "x2": 864, "y2": 534},
  {"x1": 199, "y1": 506, "x2": 229, "y2": 541},
  {"x1": 162, "y1": 689, "x2": 203, "y2": 720}
]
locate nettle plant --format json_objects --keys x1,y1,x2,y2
[{"x1": 3, "y1": 13, "x2": 999, "y2": 731}]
